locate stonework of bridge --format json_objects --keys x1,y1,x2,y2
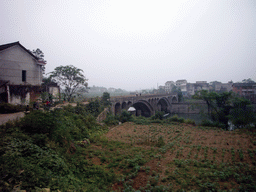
[{"x1": 110, "y1": 94, "x2": 178, "y2": 117}]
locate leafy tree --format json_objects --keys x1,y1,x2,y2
[
  {"x1": 193, "y1": 90, "x2": 255, "y2": 129},
  {"x1": 101, "y1": 92, "x2": 111, "y2": 106},
  {"x1": 242, "y1": 78, "x2": 255, "y2": 83},
  {"x1": 194, "y1": 91, "x2": 233, "y2": 127},
  {"x1": 30, "y1": 48, "x2": 46, "y2": 74},
  {"x1": 158, "y1": 87, "x2": 165, "y2": 94},
  {"x1": 86, "y1": 99, "x2": 101, "y2": 117},
  {"x1": 229, "y1": 97, "x2": 255, "y2": 128},
  {"x1": 171, "y1": 86, "x2": 183, "y2": 102},
  {"x1": 119, "y1": 110, "x2": 133, "y2": 123},
  {"x1": 49, "y1": 65, "x2": 88, "y2": 102}
]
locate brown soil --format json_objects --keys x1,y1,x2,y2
[{"x1": 104, "y1": 122, "x2": 256, "y2": 191}]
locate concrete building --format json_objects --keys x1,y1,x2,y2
[
  {"x1": 176, "y1": 80, "x2": 187, "y2": 95},
  {"x1": 165, "y1": 81, "x2": 175, "y2": 93},
  {"x1": 232, "y1": 82, "x2": 256, "y2": 103},
  {"x1": 0, "y1": 42, "x2": 46, "y2": 105}
]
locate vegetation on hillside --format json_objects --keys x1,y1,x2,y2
[
  {"x1": 193, "y1": 90, "x2": 256, "y2": 129},
  {"x1": 1, "y1": 92, "x2": 256, "y2": 191}
]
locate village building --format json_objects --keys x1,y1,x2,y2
[
  {"x1": 165, "y1": 81, "x2": 175, "y2": 93},
  {"x1": 232, "y1": 82, "x2": 256, "y2": 103},
  {"x1": 0, "y1": 41, "x2": 47, "y2": 105},
  {"x1": 176, "y1": 79, "x2": 187, "y2": 96}
]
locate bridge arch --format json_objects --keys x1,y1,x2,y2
[
  {"x1": 122, "y1": 102, "x2": 127, "y2": 110},
  {"x1": 133, "y1": 100, "x2": 154, "y2": 117},
  {"x1": 114, "y1": 102, "x2": 121, "y2": 115},
  {"x1": 157, "y1": 97, "x2": 171, "y2": 113},
  {"x1": 171, "y1": 96, "x2": 178, "y2": 103}
]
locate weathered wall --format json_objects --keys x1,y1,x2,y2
[
  {"x1": 49, "y1": 86, "x2": 60, "y2": 101},
  {"x1": 9, "y1": 92, "x2": 30, "y2": 105},
  {"x1": 0, "y1": 45, "x2": 43, "y2": 85},
  {"x1": 171, "y1": 102, "x2": 208, "y2": 114}
]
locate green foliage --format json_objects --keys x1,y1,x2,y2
[
  {"x1": 200, "y1": 119, "x2": 225, "y2": 128},
  {"x1": 193, "y1": 90, "x2": 256, "y2": 129},
  {"x1": 171, "y1": 86, "x2": 183, "y2": 102},
  {"x1": 104, "y1": 114, "x2": 119, "y2": 126},
  {"x1": 151, "y1": 111, "x2": 164, "y2": 120},
  {"x1": 0, "y1": 103, "x2": 25, "y2": 114},
  {"x1": 184, "y1": 118, "x2": 196, "y2": 125},
  {"x1": 20, "y1": 110, "x2": 55, "y2": 134},
  {"x1": 229, "y1": 97, "x2": 256, "y2": 128},
  {"x1": 101, "y1": 92, "x2": 111, "y2": 106},
  {"x1": 156, "y1": 136, "x2": 165, "y2": 147},
  {"x1": 167, "y1": 114, "x2": 185, "y2": 123},
  {"x1": 85, "y1": 98, "x2": 102, "y2": 117},
  {"x1": 132, "y1": 116, "x2": 150, "y2": 125},
  {"x1": 49, "y1": 65, "x2": 88, "y2": 102},
  {"x1": 119, "y1": 110, "x2": 133, "y2": 123},
  {"x1": 0, "y1": 104, "x2": 112, "y2": 191}
]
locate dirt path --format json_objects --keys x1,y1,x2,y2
[{"x1": 0, "y1": 112, "x2": 25, "y2": 125}]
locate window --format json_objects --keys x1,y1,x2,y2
[{"x1": 22, "y1": 70, "x2": 26, "y2": 82}]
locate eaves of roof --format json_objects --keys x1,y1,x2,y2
[{"x1": 0, "y1": 41, "x2": 40, "y2": 61}]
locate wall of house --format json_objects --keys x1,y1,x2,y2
[
  {"x1": 9, "y1": 92, "x2": 30, "y2": 105},
  {"x1": 0, "y1": 45, "x2": 42, "y2": 86},
  {"x1": 49, "y1": 86, "x2": 60, "y2": 101}
]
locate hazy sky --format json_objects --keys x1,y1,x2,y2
[{"x1": 1, "y1": 0, "x2": 255, "y2": 91}]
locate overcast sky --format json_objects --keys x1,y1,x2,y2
[{"x1": 1, "y1": 0, "x2": 255, "y2": 91}]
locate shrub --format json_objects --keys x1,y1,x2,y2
[
  {"x1": 132, "y1": 116, "x2": 150, "y2": 125},
  {"x1": 184, "y1": 119, "x2": 196, "y2": 125},
  {"x1": 200, "y1": 119, "x2": 225, "y2": 128},
  {"x1": 151, "y1": 111, "x2": 164, "y2": 120},
  {"x1": 0, "y1": 103, "x2": 25, "y2": 114},
  {"x1": 119, "y1": 110, "x2": 133, "y2": 123},
  {"x1": 104, "y1": 114, "x2": 119, "y2": 126},
  {"x1": 167, "y1": 115, "x2": 185, "y2": 123},
  {"x1": 19, "y1": 110, "x2": 55, "y2": 134},
  {"x1": 156, "y1": 136, "x2": 165, "y2": 147}
]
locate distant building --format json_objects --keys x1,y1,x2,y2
[
  {"x1": 108, "y1": 87, "x2": 116, "y2": 92},
  {"x1": 0, "y1": 41, "x2": 46, "y2": 105},
  {"x1": 176, "y1": 80, "x2": 187, "y2": 95},
  {"x1": 194, "y1": 81, "x2": 209, "y2": 93},
  {"x1": 232, "y1": 82, "x2": 256, "y2": 103},
  {"x1": 165, "y1": 81, "x2": 175, "y2": 93}
]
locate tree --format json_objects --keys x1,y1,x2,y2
[
  {"x1": 101, "y1": 92, "x2": 111, "y2": 106},
  {"x1": 229, "y1": 97, "x2": 255, "y2": 128},
  {"x1": 242, "y1": 78, "x2": 255, "y2": 83},
  {"x1": 49, "y1": 65, "x2": 88, "y2": 102},
  {"x1": 31, "y1": 48, "x2": 45, "y2": 59},
  {"x1": 171, "y1": 86, "x2": 183, "y2": 102},
  {"x1": 193, "y1": 90, "x2": 255, "y2": 129},
  {"x1": 30, "y1": 48, "x2": 46, "y2": 74}
]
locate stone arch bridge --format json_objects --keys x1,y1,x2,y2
[{"x1": 110, "y1": 94, "x2": 178, "y2": 117}]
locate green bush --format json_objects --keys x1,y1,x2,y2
[
  {"x1": 0, "y1": 103, "x2": 25, "y2": 114},
  {"x1": 151, "y1": 111, "x2": 164, "y2": 120},
  {"x1": 132, "y1": 116, "x2": 150, "y2": 125},
  {"x1": 119, "y1": 110, "x2": 133, "y2": 123},
  {"x1": 104, "y1": 114, "x2": 119, "y2": 126},
  {"x1": 19, "y1": 110, "x2": 55, "y2": 134},
  {"x1": 200, "y1": 119, "x2": 225, "y2": 128},
  {"x1": 184, "y1": 118, "x2": 196, "y2": 125},
  {"x1": 166, "y1": 115, "x2": 185, "y2": 123}
]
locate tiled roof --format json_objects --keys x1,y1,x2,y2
[{"x1": 0, "y1": 41, "x2": 39, "y2": 60}]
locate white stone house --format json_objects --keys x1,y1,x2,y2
[
  {"x1": 0, "y1": 41, "x2": 46, "y2": 105},
  {"x1": 165, "y1": 81, "x2": 175, "y2": 93}
]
